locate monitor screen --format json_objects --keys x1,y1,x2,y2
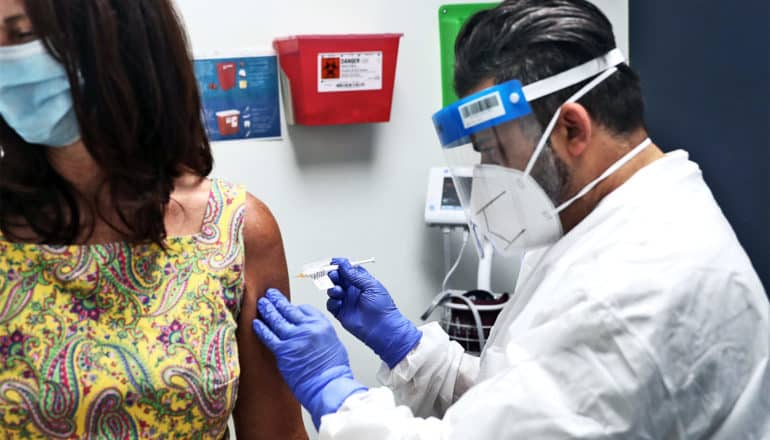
[{"x1": 441, "y1": 177, "x2": 471, "y2": 209}]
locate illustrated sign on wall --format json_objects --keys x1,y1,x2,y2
[{"x1": 194, "y1": 51, "x2": 282, "y2": 142}]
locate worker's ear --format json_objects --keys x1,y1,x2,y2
[{"x1": 549, "y1": 103, "x2": 592, "y2": 158}]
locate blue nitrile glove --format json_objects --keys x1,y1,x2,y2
[
  {"x1": 326, "y1": 258, "x2": 422, "y2": 369},
  {"x1": 252, "y1": 289, "x2": 368, "y2": 429}
]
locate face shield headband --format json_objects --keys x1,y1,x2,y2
[{"x1": 432, "y1": 48, "x2": 626, "y2": 150}]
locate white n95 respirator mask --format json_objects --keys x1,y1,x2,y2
[{"x1": 432, "y1": 49, "x2": 652, "y2": 256}]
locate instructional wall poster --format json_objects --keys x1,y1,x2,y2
[{"x1": 194, "y1": 50, "x2": 282, "y2": 142}]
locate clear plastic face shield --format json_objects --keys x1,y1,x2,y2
[{"x1": 433, "y1": 49, "x2": 651, "y2": 256}]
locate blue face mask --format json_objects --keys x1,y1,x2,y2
[{"x1": 0, "y1": 40, "x2": 81, "y2": 147}]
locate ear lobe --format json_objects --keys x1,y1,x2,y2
[{"x1": 557, "y1": 103, "x2": 592, "y2": 157}]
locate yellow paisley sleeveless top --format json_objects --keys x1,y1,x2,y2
[{"x1": 0, "y1": 179, "x2": 245, "y2": 439}]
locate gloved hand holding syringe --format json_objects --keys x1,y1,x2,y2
[
  {"x1": 296, "y1": 258, "x2": 376, "y2": 290},
  {"x1": 252, "y1": 257, "x2": 422, "y2": 428}
]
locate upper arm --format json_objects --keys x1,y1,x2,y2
[{"x1": 233, "y1": 193, "x2": 307, "y2": 439}]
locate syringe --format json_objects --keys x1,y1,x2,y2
[{"x1": 295, "y1": 258, "x2": 376, "y2": 280}]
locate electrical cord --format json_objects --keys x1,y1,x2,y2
[
  {"x1": 441, "y1": 228, "x2": 470, "y2": 294},
  {"x1": 422, "y1": 228, "x2": 487, "y2": 352}
]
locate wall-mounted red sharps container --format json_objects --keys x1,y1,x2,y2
[{"x1": 273, "y1": 34, "x2": 403, "y2": 126}]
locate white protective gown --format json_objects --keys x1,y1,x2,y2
[{"x1": 319, "y1": 151, "x2": 770, "y2": 439}]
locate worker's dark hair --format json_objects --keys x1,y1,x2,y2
[
  {"x1": 0, "y1": 0, "x2": 212, "y2": 245},
  {"x1": 455, "y1": 0, "x2": 646, "y2": 136}
]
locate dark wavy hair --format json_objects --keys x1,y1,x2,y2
[
  {"x1": 455, "y1": 0, "x2": 646, "y2": 136},
  {"x1": 0, "y1": 0, "x2": 213, "y2": 246}
]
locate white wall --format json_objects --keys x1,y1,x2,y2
[{"x1": 175, "y1": 1, "x2": 628, "y2": 436}]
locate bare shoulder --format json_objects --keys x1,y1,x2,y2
[
  {"x1": 243, "y1": 193, "x2": 283, "y2": 255},
  {"x1": 242, "y1": 193, "x2": 289, "y2": 300}
]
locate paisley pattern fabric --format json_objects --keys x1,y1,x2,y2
[{"x1": 0, "y1": 179, "x2": 246, "y2": 439}]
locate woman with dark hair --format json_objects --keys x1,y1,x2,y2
[{"x1": 0, "y1": 0, "x2": 306, "y2": 438}]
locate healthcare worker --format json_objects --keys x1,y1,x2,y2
[{"x1": 252, "y1": 0, "x2": 770, "y2": 438}]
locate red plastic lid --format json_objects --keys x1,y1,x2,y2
[{"x1": 274, "y1": 33, "x2": 403, "y2": 43}]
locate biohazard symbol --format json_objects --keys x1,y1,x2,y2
[{"x1": 322, "y1": 57, "x2": 341, "y2": 79}]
